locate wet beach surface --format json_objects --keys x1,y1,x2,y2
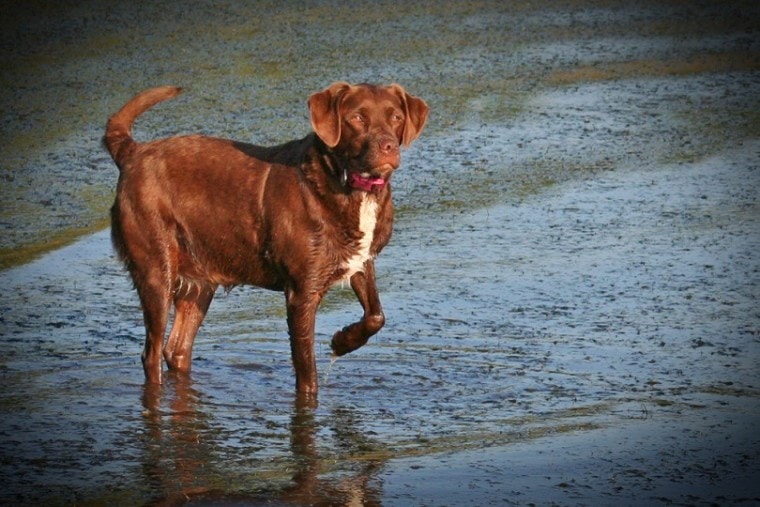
[{"x1": 1, "y1": 1, "x2": 759, "y2": 505}]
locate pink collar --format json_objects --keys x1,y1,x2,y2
[{"x1": 348, "y1": 172, "x2": 386, "y2": 193}]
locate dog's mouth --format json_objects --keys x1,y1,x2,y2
[
  {"x1": 346, "y1": 164, "x2": 394, "y2": 193},
  {"x1": 349, "y1": 172, "x2": 386, "y2": 192}
]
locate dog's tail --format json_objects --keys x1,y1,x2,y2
[{"x1": 104, "y1": 86, "x2": 183, "y2": 167}]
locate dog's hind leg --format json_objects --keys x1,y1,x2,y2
[
  {"x1": 164, "y1": 280, "x2": 216, "y2": 372},
  {"x1": 119, "y1": 215, "x2": 179, "y2": 385},
  {"x1": 133, "y1": 266, "x2": 174, "y2": 385}
]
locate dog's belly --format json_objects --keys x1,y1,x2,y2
[
  {"x1": 174, "y1": 232, "x2": 283, "y2": 291},
  {"x1": 177, "y1": 257, "x2": 282, "y2": 292}
]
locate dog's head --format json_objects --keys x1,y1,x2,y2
[{"x1": 309, "y1": 82, "x2": 428, "y2": 192}]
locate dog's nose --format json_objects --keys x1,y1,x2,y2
[{"x1": 379, "y1": 136, "x2": 398, "y2": 154}]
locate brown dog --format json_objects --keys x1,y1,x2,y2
[{"x1": 104, "y1": 83, "x2": 428, "y2": 395}]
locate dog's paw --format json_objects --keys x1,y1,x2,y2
[{"x1": 330, "y1": 327, "x2": 353, "y2": 357}]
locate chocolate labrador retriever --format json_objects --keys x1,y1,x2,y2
[{"x1": 104, "y1": 83, "x2": 428, "y2": 395}]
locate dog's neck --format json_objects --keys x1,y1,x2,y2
[
  {"x1": 319, "y1": 151, "x2": 346, "y2": 189},
  {"x1": 314, "y1": 137, "x2": 390, "y2": 195},
  {"x1": 304, "y1": 135, "x2": 388, "y2": 198}
]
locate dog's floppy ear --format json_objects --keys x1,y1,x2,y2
[
  {"x1": 390, "y1": 84, "x2": 429, "y2": 147},
  {"x1": 309, "y1": 82, "x2": 352, "y2": 148}
]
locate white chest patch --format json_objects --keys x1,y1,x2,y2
[{"x1": 342, "y1": 195, "x2": 378, "y2": 280}]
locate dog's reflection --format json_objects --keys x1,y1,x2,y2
[{"x1": 142, "y1": 375, "x2": 383, "y2": 506}]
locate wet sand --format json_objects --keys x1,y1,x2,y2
[{"x1": 1, "y1": 0, "x2": 759, "y2": 505}]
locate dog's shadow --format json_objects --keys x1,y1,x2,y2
[{"x1": 141, "y1": 374, "x2": 384, "y2": 506}]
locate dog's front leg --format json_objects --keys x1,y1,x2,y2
[
  {"x1": 331, "y1": 261, "x2": 385, "y2": 357},
  {"x1": 286, "y1": 288, "x2": 321, "y2": 395}
]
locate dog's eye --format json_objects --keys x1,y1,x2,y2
[
  {"x1": 349, "y1": 113, "x2": 365, "y2": 123},
  {"x1": 391, "y1": 113, "x2": 404, "y2": 123}
]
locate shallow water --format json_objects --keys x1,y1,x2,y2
[{"x1": 1, "y1": 138, "x2": 758, "y2": 504}]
